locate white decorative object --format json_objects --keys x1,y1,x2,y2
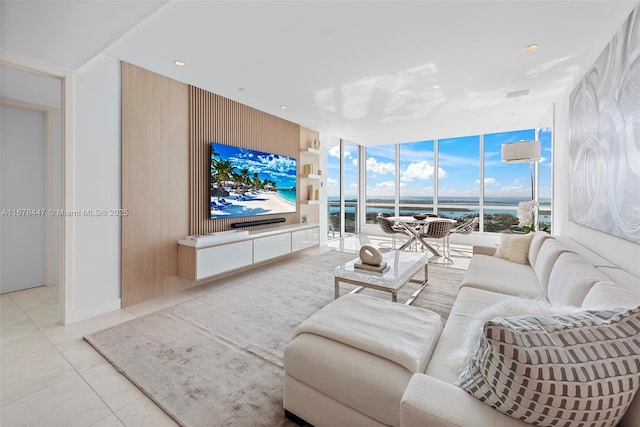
[
  {"x1": 569, "y1": 7, "x2": 640, "y2": 244},
  {"x1": 359, "y1": 245, "x2": 383, "y2": 266},
  {"x1": 517, "y1": 200, "x2": 538, "y2": 232}
]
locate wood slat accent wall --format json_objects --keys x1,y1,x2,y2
[
  {"x1": 121, "y1": 63, "x2": 191, "y2": 306},
  {"x1": 189, "y1": 87, "x2": 300, "y2": 234}
]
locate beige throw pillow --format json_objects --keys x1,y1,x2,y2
[{"x1": 494, "y1": 233, "x2": 534, "y2": 264}]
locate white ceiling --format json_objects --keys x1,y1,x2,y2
[{"x1": 1, "y1": 1, "x2": 636, "y2": 146}]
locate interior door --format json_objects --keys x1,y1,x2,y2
[{"x1": 1, "y1": 104, "x2": 46, "y2": 293}]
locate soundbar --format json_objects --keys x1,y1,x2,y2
[{"x1": 230, "y1": 218, "x2": 286, "y2": 228}]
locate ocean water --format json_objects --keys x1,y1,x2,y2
[
  {"x1": 330, "y1": 196, "x2": 551, "y2": 206},
  {"x1": 326, "y1": 196, "x2": 551, "y2": 224},
  {"x1": 277, "y1": 190, "x2": 297, "y2": 204}
]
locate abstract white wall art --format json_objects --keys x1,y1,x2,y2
[{"x1": 569, "y1": 7, "x2": 640, "y2": 244}]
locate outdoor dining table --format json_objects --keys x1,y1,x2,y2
[{"x1": 385, "y1": 216, "x2": 456, "y2": 256}]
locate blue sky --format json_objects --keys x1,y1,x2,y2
[
  {"x1": 327, "y1": 128, "x2": 552, "y2": 201},
  {"x1": 211, "y1": 142, "x2": 297, "y2": 189}
]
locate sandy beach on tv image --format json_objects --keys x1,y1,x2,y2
[{"x1": 210, "y1": 191, "x2": 295, "y2": 217}]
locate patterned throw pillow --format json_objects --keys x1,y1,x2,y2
[{"x1": 456, "y1": 306, "x2": 640, "y2": 427}]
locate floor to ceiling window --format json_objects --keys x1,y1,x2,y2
[
  {"x1": 538, "y1": 126, "x2": 553, "y2": 232},
  {"x1": 364, "y1": 144, "x2": 396, "y2": 224},
  {"x1": 437, "y1": 135, "x2": 480, "y2": 224},
  {"x1": 330, "y1": 127, "x2": 551, "y2": 238},
  {"x1": 343, "y1": 141, "x2": 359, "y2": 234},
  {"x1": 398, "y1": 140, "x2": 435, "y2": 216},
  {"x1": 326, "y1": 140, "x2": 341, "y2": 238},
  {"x1": 483, "y1": 129, "x2": 536, "y2": 232}
]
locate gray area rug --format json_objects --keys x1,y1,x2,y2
[{"x1": 85, "y1": 250, "x2": 465, "y2": 427}]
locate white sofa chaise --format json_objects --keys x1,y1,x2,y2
[{"x1": 283, "y1": 232, "x2": 640, "y2": 426}]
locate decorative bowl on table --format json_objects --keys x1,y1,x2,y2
[{"x1": 412, "y1": 214, "x2": 427, "y2": 220}]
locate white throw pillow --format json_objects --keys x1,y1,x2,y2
[
  {"x1": 456, "y1": 306, "x2": 640, "y2": 427},
  {"x1": 494, "y1": 233, "x2": 534, "y2": 264}
]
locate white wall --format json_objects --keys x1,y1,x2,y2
[
  {"x1": 553, "y1": 3, "x2": 640, "y2": 278},
  {"x1": 0, "y1": 105, "x2": 45, "y2": 293},
  {"x1": 72, "y1": 53, "x2": 121, "y2": 321}
]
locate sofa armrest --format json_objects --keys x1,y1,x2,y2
[
  {"x1": 472, "y1": 245, "x2": 496, "y2": 256},
  {"x1": 400, "y1": 374, "x2": 529, "y2": 427}
]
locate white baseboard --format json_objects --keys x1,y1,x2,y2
[{"x1": 72, "y1": 298, "x2": 122, "y2": 323}]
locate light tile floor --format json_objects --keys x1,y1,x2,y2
[
  {"x1": 1, "y1": 288, "x2": 182, "y2": 426},
  {"x1": 0, "y1": 236, "x2": 472, "y2": 426}
]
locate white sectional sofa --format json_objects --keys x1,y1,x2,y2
[{"x1": 283, "y1": 232, "x2": 640, "y2": 426}]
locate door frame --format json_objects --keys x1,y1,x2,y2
[{"x1": 1, "y1": 53, "x2": 74, "y2": 324}]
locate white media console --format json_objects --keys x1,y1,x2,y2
[{"x1": 177, "y1": 224, "x2": 320, "y2": 282}]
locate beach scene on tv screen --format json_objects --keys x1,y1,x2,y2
[{"x1": 210, "y1": 142, "x2": 297, "y2": 219}]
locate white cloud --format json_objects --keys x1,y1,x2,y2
[
  {"x1": 328, "y1": 146, "x2": 341, "y2": 158},
  {"x1": 400, "y1": 161, "x2": 446, "y2": 181},
  {"x1": 366, "y1": 157, "x2": 395, "y2": 175},
  {"x1": 327, "y1": 177, "x2": 338, "y2": 187},
  {"x1": 375, "y1": 180, "x2": 395, "y2": 189},
  {"x1": 476, "y1": 177, "x2": 497, "y2": 185},
  {"x1": 349, "y1": 183, "x2": 358, "y2": 190}
]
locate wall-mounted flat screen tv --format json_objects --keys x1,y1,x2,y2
[{"x1": 210, "y1": 142, "x2": 297, "y2": 219}]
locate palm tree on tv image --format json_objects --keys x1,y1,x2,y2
[
  {"x1": 251, "y1": 172, "x2": 261, "y2": 189},
  {"x1": 238, "y1": 167, "x2": 251, "y2": 188},
  {"x1": 210, "y1": 157, "x2": 236, "y2": 188}
]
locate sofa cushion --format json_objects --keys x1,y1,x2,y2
[
  {"x1": 448, "y1": 297, "x2": 580, "y2": 376},
  {"x1": 582, "y1": 280, "x2": 640, "y2": 310},
  {"x1": 547, "y1": 252, "x2": 610, "y2": 307},
  {"x1": 460, "y1": 255, "x2": 544, "y2": 298},
  {"x1": 528, "y1": 231, "x2": 553, "y2": 267},
  {"x1": 426, "y1": 287, "x2": 524, "y2": 384},
  {"x1": 456, "y1": 306, "x2": 640, "y2": 427},
  {"x1": 494, "y1": 233, "x2": 533, "y2": 264},
  {"x1": 598, "y1": 266, "x2": 640, "y2": 288},
  {"x1": 292, "y1": 294, "x2": 442, "y2": 373},
  {"x1": 533, "y1": 239, "x2": 574, "y2": 294},
  {"x1": 285, "y1": 333, "x2": 412, "y2": 427},
  {"x1": 555, "y1": 236, "x2": 617, "y2": 267}
]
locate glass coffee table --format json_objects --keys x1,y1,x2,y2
[{"x1": 334, "y1": 250, "x2": 429, "y2": 305}]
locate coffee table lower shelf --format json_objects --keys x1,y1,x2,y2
[{"x1": 334, "y1": 277, "x2": 429, "y2": 305}]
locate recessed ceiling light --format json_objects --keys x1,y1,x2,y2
[
  {"x1": 521, "y1": 44, "x2": 539, "y2": 52},
  {"x1": 432, "y1": 84, "x2": 441, "y2": 89},
  {"x1": 238, "y1": 88, "x2": 245, "y2": 92},
  {"x1": 173, "y1": 60, "x2": 186, "y2": 67},
  {"x1": 280, "y1": 105, "x2": 287, "y2": 110},
  {"x1": 506, "y1": 89, "x2": 530, "y2": 99}
]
